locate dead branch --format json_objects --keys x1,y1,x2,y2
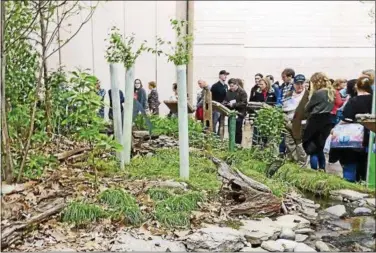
[
  {"x1": 55, "y1": 147, "x2": 91, "y2": 160},
  {"x1": 212, "y1": 157, "x2": 281, "y2": 217},
  {"x1": 1, "y1": 200, "x2": 66, "y2": 249}
]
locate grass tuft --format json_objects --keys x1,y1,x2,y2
[
  {"x1": 147, "y1": 188, "x2": 174, "y2": 201},
  {"x1": 98, "y1": 188, "x2": 144, "y2": 225},
  {"x1": 156, "y1": 192, "x2": 204, "y2": 213},
  {"x1": 62, "y1": 201, "x2": 104, "y2": 226},
  {"x1": 155, "y1": 210, "x2": 191, "y2": 228}
]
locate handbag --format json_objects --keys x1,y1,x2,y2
[
  {"x1": 195, "y1": 107, "x2": 204, "y2": 121},
  {"x1": 330, "y1": 123, "x2": 364, "y2": 148}
]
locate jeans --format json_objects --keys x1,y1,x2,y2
[
  {"x1": 279, "y1": 135, "x2": 286, "y2": 154},
  {"x1": 310, "y1": 151, "x2": 326, "y2": 170},
  {"x1": 212, "y1": 111, "x2": 221, "y2": 134}
]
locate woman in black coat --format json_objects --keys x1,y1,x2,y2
[{"x1": 249, "y1": 78, "x2": 277, "y2": 106}]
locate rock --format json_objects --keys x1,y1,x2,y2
[
  {"x1": 354, "y1": 207, "x2": 373, "y2": 216},
  {"x1": 133, "y1": 130, "x2": 150, "y2": 138},
  {"x1": 315, "y1": 241, "x2": 331, "y2": 252},
  {"x1": 294, "y1": 243, "x2": 317, "y2": 252},
  {"x1": 241, "y1": 247, "x2": 268, "y2": 252},
  {"x1": 275, "y1": 215, "x2": 310, "y2": 230},
  {"x1": 276, "y1": 239, "x2": 298, "y2": 252},
  {"x1": 295, "y1": 234, "x2": 309, "y2": 242},
  {"x1": 353, "y1": 243, "x2": 372, "y2": 252},
  {"x1": 245, "y1": 237, "x2": 261, "y2": 247},
  {"x1": 184, "y1": 226, "x2": 245, "y2": 252},
  {"x1": 324, "y1": 205, "x2": 347, "y2": 218},
  {"x1": 280, "y1": 228, "x2": 296, "y2": 240},
  {"x1": 261, "y1": 240, "x2": 284, "y2": 252},
  {"x1": 365, "y1": 198, "x2": 375, "y2": 207},
  {"x1": 111, "y1": 233, "x2": 186, "y2": 252},
  {"x1": 358, "y1": 199, "x2": 367, "y2": 207},
  {"x1": 295, "y1": 228, "x2": 315, "y2": 234},
  {"x1": 240, "y1": 218, "x2": 281, "y2": 241},
  {"x1": 330, "y1": 189, "x2": 369, "y2": 202}
]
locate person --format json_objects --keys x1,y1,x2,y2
[
  {"x1": 147, "y1": 81, "x2": 160, "y2": 115},
  {"x1": 249, "y1": 77, "x2": 277, "y2": 105},
  {"x1": 108, "y1": 89, "x2": 125, "y2": 126},
  {"x1": 96, "y1": 80, "x2": 106, "y2": 118},
  {"x1": 303, "y1": 72, "x2": 335, "y2": 171},
  {"x1": 196, "y1": 79, "x2": 210, "y2": 122},
  {"x1": 266, "y1": 75, "x2": 281, "y2": 105},
  {"x1": 223, "y1": 79, "x2": 248, "y2": 144},
  {"x1": 134, "y1": 79, "x2": 148, "y2": 110},
  {"x1": 329, "y1": 77, "x2": 373, "y2": 182},
  {"x1": 236, "y1": 79, "x2": 245, "y2": 89},
  {"x1": 211, "y1": 70, "x2": 229, "y2": 133},
  {"x1": 282, "y1": 74, "x2": 309, "y2": 166},
  {"x1": 279, "y1": 68, "x2": 296, "y2": 106},
  {"x1": 250, "y1": 77, "x2": 277, "y2": 146},
  {"x1": 330, "y1": 79, "x2": 347, "y2": 126},
  {"x1": 361, "y1": 69, "x2": 375, "y2": 90},
  {"x1": 249, "y1": 73, "x2": 263, "y2": 101},
  {"x1": 279, "y1": 68, "x2": 296, "y2": 155},
  {"x1": 167, "y1": 83, "x2": 178, "y2": 118}
]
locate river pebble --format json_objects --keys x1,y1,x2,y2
[
  {"x1": 324, "y1": 205, "x2": 347, "y2": 218},
  {"x1": 315, "y1": 241, "x2": 331, "y2": 252},
  {"x1": 276, "y1": 239, "x2": 298, "y2": 252},
  {"x1": 354, "y1": 207, "x2": 373, "y2": 216},
  {"x1": 294, "y1": 243, "x2": 317, "y2": 252},
  {"x1": 261, "y1": 240, "x2": 284, "y2": 252},
  {"x1": 295, "y1": 234, "x2": 309, "y2": 242},
  {"x1": 280, "y1": 227, "x2": 295, "y2": 240}
]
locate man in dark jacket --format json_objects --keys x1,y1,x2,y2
[
  {"x1": 211, "y1": 70, "x2": 229, "y2": 133},
  {"x1": 224, "y1": 79, "x2": 248, "y2": 144},
  {"x1": 249, "y1": 73, "x2": 263, "y2": 101}
]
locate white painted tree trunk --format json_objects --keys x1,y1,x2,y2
[
  {"x1": 109, "y1": 63, "x2": 124, "y2": 168},
  {"x1": 176, "y1": 65, "x2": 189, "y2": 179},
  {"x1": 122, "y1": 65, "x2": 135, "y2": 165}
]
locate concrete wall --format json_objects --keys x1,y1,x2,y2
[
  {"x1": 48, "y1": 1, "x2": 375, "y2": 114},
  {"x1": 49, "y1": 1, "x2": 181, "y2": 116},
  {"x1": 192, "y1": 1, "x2": 375, "y2": 99}
]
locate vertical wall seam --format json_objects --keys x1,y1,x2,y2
[{"x1": 90, "y1": 1, "x2": 95, "y2": 74}]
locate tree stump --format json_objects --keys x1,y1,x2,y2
[{"x1": 212, "y1": 157, "x2": 281, "y2": 217}]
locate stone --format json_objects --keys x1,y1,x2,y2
[
  {"x1": 330, "y1": 189, "x2": 369, "y2": 202},
  {"x1": 133, "y1": 130, "x2": 150, "y2": 138},
  {"x1": 354, "y1": 207, "x2": 373, "y2": 216},
  {"x1": 324, "y1": 205, "x2": 347, "y2": 218},
  {"x1": 294, "y1": 243, "x2": 317, "y2": 252},
  {"x1": 184, "y1": 226, "x2": 245, "y2": 252},
  {"x1": 241, "y1": 246, "x2": 268, "y2": 252},
  {"x1": 276, "y1": 239, "x2": 298, "y2": 252},
  {"x1": 295, "y1": 228, "x2": 315, "y2": 234},
  {"x1": 261, "y1": 240, "x2": 284, "y2": 252},
  {"x1": 245, "y1": 237, "x2": 261, "y2": 247},
  {"x1": 279, "y1": 228, "x2": 296, "y2": 240},
  {"x1": 295, "y1": 234, "x2": 309, "y2": 242},
  {"x1": 365, "y1": 198, "x2": 375, "y2": 207},
  {"x1": 275, "y1": 215, "x2": 310, "y2": 231},
  {"x1": 239, "y1": 218, "x2": 281, "y2": 241},
  {"x1": 315, "y1": 241, "x2": 331, "y2": 252},
  {"x1": 111, "y1": 233, "x2": 186, "y2": 252}
]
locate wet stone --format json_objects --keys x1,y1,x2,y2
[
  {"x1": 295, "y1": 234, "x2": 309, "y2": 242},
  {"x1": 315, "y1": 241, "x2": 331, "y2": 252},
  {"x1": 324, "y1": 205, "x2": 347, "y2": 218},
  {"x1": 279, "y1": 227, "x2": 296, "y2": 240},
  {"x1": 261, "y1": 240, "x2": 284, "y2": 252},
  {"x1": 354, "y1": 207, "x2": 373, "y2": 216}
]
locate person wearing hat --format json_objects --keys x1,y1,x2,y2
[
  {"x1": 282, "y1": 74, "x2": 309, "y2": 166},
  {"x1": 211, "y1": 70, "x2": 230, "y2": 133}
]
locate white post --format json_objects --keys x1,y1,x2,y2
[
  {"x1": 122, "y1": 65, "x2": 135, "y2": 165},
  {"x1": 176, "y1": 65, "x2": 189, "y2": 179},
  {"x1": 109, "y1": 63, "x2": 124, "y2": 168}
]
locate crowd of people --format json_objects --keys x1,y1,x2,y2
[{"x1": 97, "y1": 67, "x2": 375, "y2": 183}]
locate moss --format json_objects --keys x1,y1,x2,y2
[{"x1": 125, "y1": 149, "x2": 221, "y2": 192}]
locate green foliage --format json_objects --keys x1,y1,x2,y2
[
  {"x1": 155, "y1": 210, "x2": 190, "y2": 228},
  {"x1": 147, "y1": 188, "x2": 174, "y2": 201},
  {"x1": 62, "y1": 201, "x2": 105, "y2": 226},
  {"x1": 23, "y1": 153, "x2": 57, "y2": 179},
  {"x1": 147, "y1": 19, "x2": 194, "y2": 66},
  {"x1": 99, "y1": 188, "x2": 144, "y2": 225},
  {"x1": 125, "y1": 149, "x2": 221, "y2": 192},
  {"x1": 275, "y1": 163, "x2": 372, "y2": 196},
  {"x1": 105, "y1": 27, "x2": 147, "y2": 68}
]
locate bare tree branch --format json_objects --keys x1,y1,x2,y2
[{"x1": 45, "y1": 3, "x2": 98, "y2": 60}]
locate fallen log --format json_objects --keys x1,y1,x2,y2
[
  {"x1": 212, "y1": 157, "x2": 281, "y2": 217},
  {"x1": 55, "y1": 147, "x2": 91, "y2": 161},
  {"x1": 1, "y1": 200, "x2": 66, "y2": 249}
]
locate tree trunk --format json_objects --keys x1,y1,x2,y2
[
  {"x1": 1, "y1": 0, "x2": 14, "y2": 183},
  {"x1": 122, "y1": 65, "x2": 135, "y2": 165},
  {"x1": 44, "y1": 59, "x2": 52, "y2": 136}
]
